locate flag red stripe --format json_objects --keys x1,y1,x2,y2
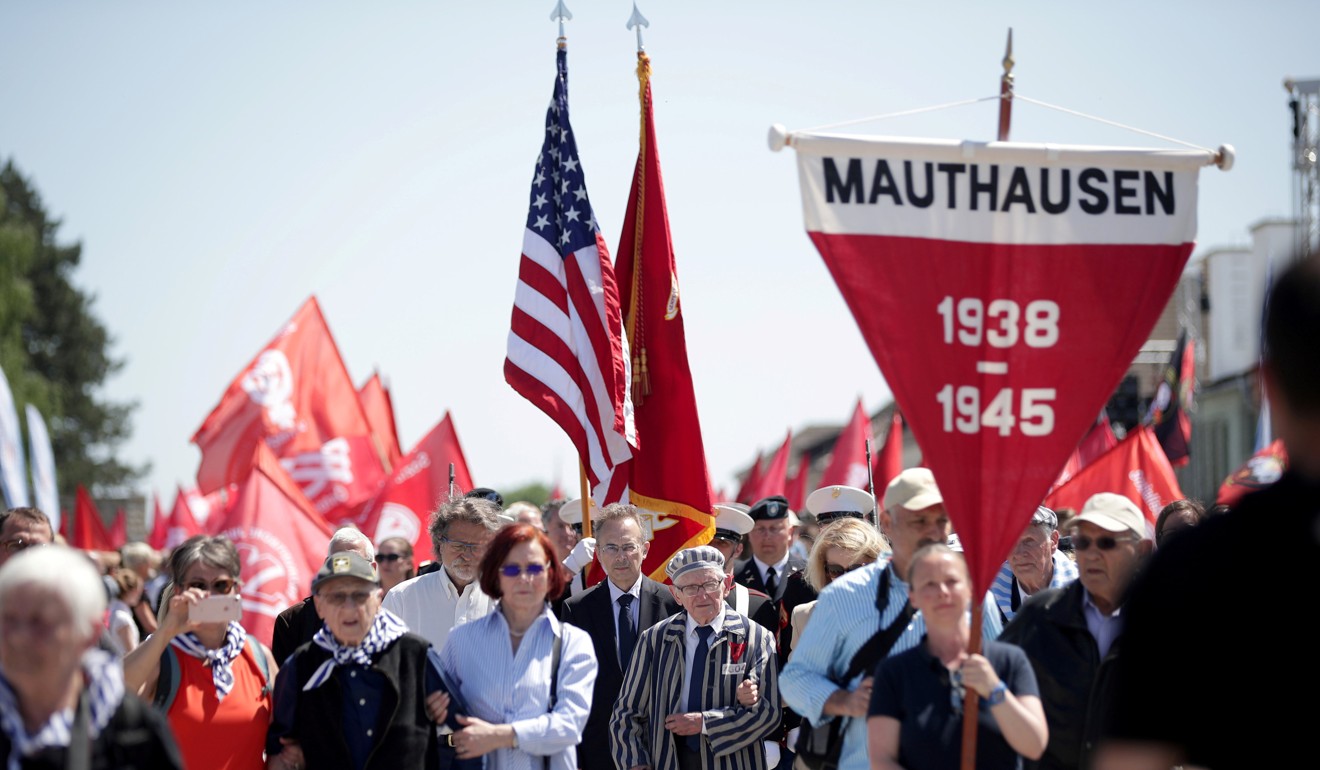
[
  {"x1": 517, "y1": 254, "x2": 570, "y2": 315},
  {"x1": 563, "y1": 246, "x2": 629, "y2": 438},
  {"x1": 509, "y1": 306, "x2": 613, "y2": 474},
  {"x1": 504, "y1": 359, "x2": 600, "y2": 488}
]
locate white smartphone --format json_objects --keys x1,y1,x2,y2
[{"x1": 189, "y1": 594, "x2": 242, "y2": 624}]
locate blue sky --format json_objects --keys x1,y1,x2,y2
[{"x1": 0, "y1": 1, "x2": 1310, "y2": 503}]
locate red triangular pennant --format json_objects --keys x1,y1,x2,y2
[{"x1": 819, "y1": 400, "x2": 872, "y2": 489}]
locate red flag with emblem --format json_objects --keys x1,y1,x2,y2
[
  {"x1": 873, "y1": 410, "x2": 905, "y2": 490},
  {"x1": 735, "y1": 454, "x2": 763, "y2": 504},
  {"x1": 1215, "y1": 438, "x2": 1287, "y2": 508},
  {"x1": 1044, "y1": 425, "x2": 1183, "y2": 530},
  {"x1": 786, "y1": 131, "x2": 1212, "y2": 593},
  {"x1": 359, "y1": 372, "x2": 403, "y2": 470},
  {"x1": 72, "y1": 485, "x2": 114, "y2": 552},
  {"x1": 147, "y1": 492, "x2": 169, "y2": 550},
  {"x1": 786, "y1": 453, "x2": 811, "y2": 512},
  {"x1": 355, "y1": 413, "x2": 474, "y2": 566},
  {"x1": 192, "y1": 296, "x2": 385, "y2": 524},
  {"x1": 750, "y1": 431, "x2": 793, "y2": 502},
  {"x1": 211, "y1": 444, "x2": 333, "y2": 647},
  {"x1": 164, "y1": 486, "x2": 206, "y2": 550},
  {"x1": 109, "y1": 508, "x2": 127, "y2": 549},
  {"x1": 820, "y1": 400, "x2": 873, "y2": 489},
  {"x1": 604, "y1": 52, "x2": 716, "y2": 578}
]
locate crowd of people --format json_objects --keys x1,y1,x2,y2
[{"x1": 0, "y1": 253, "x2": 1317, "y2": 768}]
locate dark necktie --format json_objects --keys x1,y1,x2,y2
[
  {"x1": 765, "y1": 566, "x2": 778, "y2": 598},
  {"x1": 685, "y1": 625, "x2": 714, "y2": 751},
  {"x1": 617, "y1": 594, "x2": 637, "y2": 672}
]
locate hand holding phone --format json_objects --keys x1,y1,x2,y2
[{"x1": 189, "y1": 594, "x2": 242, "y2": 624}]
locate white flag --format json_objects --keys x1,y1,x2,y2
[
  {"x1": 25, "y1": 405, "x2": 58, "y2": 528},
  {"x1": 0, "y1": 367, "x2": 30, "y2": 509}
]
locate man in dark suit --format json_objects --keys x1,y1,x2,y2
[
  {"x1": 734, "y1": 496, "x2": 817, "y2": 663},
  {"x1": 561, "y1": 503, "x2": 679, "y2": 770},
  {"x1": 710, "y1": 504, "x2": 778, "y2": 633}
]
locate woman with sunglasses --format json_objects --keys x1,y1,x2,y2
[
  {"x1": 867, "y1": 544, "x2": 1047, "y2": 770},
  {"x1": 376, "y1": 536, "x2": 415, "y2": 593},
  {"x1": 123, "y1": 535, "x2": 277, "y2": 770},
  {"x1": 432, "y1": 523, "x2": 597, "y2": 770},
  {"x1": 790, "y1": 517, "x2": 888, "y2": 650}
]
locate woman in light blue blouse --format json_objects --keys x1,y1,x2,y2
[{"x1": 437, "y1": 523, "x2": 598, "y2": 770}]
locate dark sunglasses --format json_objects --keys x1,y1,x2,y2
[
  {"x1": 1071, "y1": 534, "x2": 1139, "y2": 552},
  {"x1": 825, "y1": 562, "x2": 867, "y2": 580},
  {"x1": 185, "y1": 578, "x2": 238, "y2": 594},
  {"x1": 377, "y1": 553, "x2": 409, "y2": 563},
  {"x1": 500, "y1": 563, "x2": 548, "y2": 578}
]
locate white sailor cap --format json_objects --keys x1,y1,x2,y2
[
  {"x1": 805, "y1": 485, "x2": 874, "y2": 525},
  {"x1": 712, "y1": 503, "x2": 754, "y2": 543},
  {"x1": 666, "y1": 545, "x2": 726, "y2": 580},
  {"x1": 558, "y1": 498, "x2": 587, "y2": 525}
]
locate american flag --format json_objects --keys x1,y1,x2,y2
[{"x1": 505, "y1": 48, "x2": 635, "y2": 496}]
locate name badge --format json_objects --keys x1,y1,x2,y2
[{"x1": 722, "y1": 663, "x2": 747, "y2": 676}]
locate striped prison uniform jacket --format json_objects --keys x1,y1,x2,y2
[{"x1": 610, "y1": 608, "x2": 780, "y2": 770}]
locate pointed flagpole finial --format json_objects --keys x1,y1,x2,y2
[
  {"x1": 1002, "y1": 27, "x2": 1015, "y2": 74},
  {"x1": 997, "y1": 27, "x2": 1015, "y2": 141},
  {"x1": 627, "y1": 2, "x2": 650, "y2": 52},
  {"x1": 550, "y1": 0, "x2": 573, "y2": 46}
]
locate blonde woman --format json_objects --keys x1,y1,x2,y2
[{"x1": 790, "y1": 518, "x2": 888, "y2": 650}]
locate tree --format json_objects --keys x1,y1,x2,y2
[{"x1": 1, "y1": 159, "x2": 145, "y2": 499}]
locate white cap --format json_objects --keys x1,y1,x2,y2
[
  {"x1": 806, "y1": 485, "x2": 874, "y2": 522},
  {"x1": 712, "y1": 504, "x2": 754, "y2": 542}
]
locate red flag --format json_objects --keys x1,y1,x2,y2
[
  {"x1": 192, "y1": 296, "x2": 385, "y2": 523},
  {"x1": 1215, "y1": 438, "x2": 1287, "y2": 508},
  {"x1": 211, "y1": 444, "x2": 333, "y2": 648},
  {"x1": 1045, "y1": 425, "x2": 1183, "y2": 530},
  {"x1": 109, "y1": 507, "x2": 127, "y2": 549},
  {"x1": 873, "y1": 411, "x2": 905, "y2": 491},
  {"x1": 72, "y1": 486, "x2": 114, "y2": 552},
  {"x1": 359, "y1": 372, "x2": 403, "y2": 470},
  {"x1": 1146, "y1": 330, "x2": 1195, "y2": 467},
  {"x1": 735, "y1": 454, "x2": 763, "y2": 504},
  {"x1": 164, "y1": 486, "x2": 206, "y2": 550},
  {"x1": 355, "y1": 413, "x2": 474, "y2": 566},
  {"x1": 59, "y1": 508, "x2": 70, "y2": 542},
  {"x1": 785, "y1": 453, "x2": 811, "y2": 512},
  {"x1": 786, "y1": 134, "x2": 1206, "y2": 593},
  {"x1": 1051, "y1": 411, "x2": 1120, "y2": 492},
  {"x1": 819, "y1": 400, "x2": 873, "y2": 489},
  {"x1": 750, "y1": 431, "x2": 793, "y2": 502},
  {"x1": 147, "y1": 492, "x2": 169, "y2": 550},
  {"x1": 604, "y1": 51, "x2": 715, "y2": 578},
  {"x1": 504, "y1": 49, "x2": 634, "y2": 499}
]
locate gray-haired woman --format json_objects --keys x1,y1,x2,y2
[
  {"x1": 0, "y1": 545, "x2": 183, "y2": 768},
  {"x1": 122, "y1": 535, "x2": 276, "y2": 770}
]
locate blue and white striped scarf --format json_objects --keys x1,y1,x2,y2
[
  {"x1": 990, "y1": 550, "x2": 1079, "y2": 623},
  {"x1": 169, "y1": 621, "x2": 247, "y2": 701},
  {"x1": 303, "y1": 608, "x2": 408, "y2": 691},
  {"x1": 0, "y1": 648, "x2": 124, "y2": 770}
]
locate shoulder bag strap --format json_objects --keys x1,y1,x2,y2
[
  {"x1": 544, "y1": 630, "x2": 564, "y2": 770},
  {"x1": 65, "y1": 692, "x2": 91, "y2": 770},
  {"x1": 843, "y1": 566, "x2": 916, "y2": 682}
]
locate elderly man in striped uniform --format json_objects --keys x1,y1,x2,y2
[{"x1": 611, "y1": 546, "x2": 781, "y2": 770}]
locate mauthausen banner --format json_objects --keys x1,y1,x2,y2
[{"x1": 783, "y1": 133, "x2": 1218, "y2": 593}]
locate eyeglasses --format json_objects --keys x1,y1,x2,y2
[
  {"x1": 1071, "y1": 534, "x2": 1140, "y2": 552},
  {"x1": 500, "y1": 563, "x2": 548, "y2": 578},
  {"x1": 317, "y1": 590, "x2": 378, "y2": 607},
  {"x1": 0, "y1": 538, "x2": 47, "y2": 554},
  {"x1": 675, "y1": 580, "x2": 723, "y2": 597},
  {"x1": 378, "y1": 553, "x2": 409, "y2": 563},
  {"x1": 440, "y1": 537, "x2": 484, "y2": 556},
  {"x1": 185, "y1": 578, "x2": 238, "y2": 594},
  {"x1": 825, "y1": 562, "x2": 867, "y2": 581},
  {"x1": 601, "y1": 543, "x2": 641, "y2": 557}
]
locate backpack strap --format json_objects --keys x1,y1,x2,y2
[
  {"x1": 153, "y1": 645, "x2": 181, "y2": 713},
  {"x1": 244, "y1": 636, "x2": 273, "y2": 698}
]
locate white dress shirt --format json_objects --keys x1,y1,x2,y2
[
  {"x1": 752, "y1": 554, "x2": 790, "y2": 590},
  {"x1": 380, "y1": 566, "x2": 495, "y2": 650}
]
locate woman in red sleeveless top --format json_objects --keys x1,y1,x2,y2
[{"x1": 123, "y1": 536, "x2": 277, "y2": 770}]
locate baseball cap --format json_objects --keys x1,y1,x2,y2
[
  {"x1": 1072, "y1": 493, "x2": 1147, "y2": 538},
  {"x1": 883, "y1": 468, "x2": 943, "y2": 512},
  {"x1": 312, "y1": 551, "x2": 379, "y2": 592}
]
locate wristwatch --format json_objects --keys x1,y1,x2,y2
[{"x1": 986, "y1": 682, "x2": 1008, "y2": 706}]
